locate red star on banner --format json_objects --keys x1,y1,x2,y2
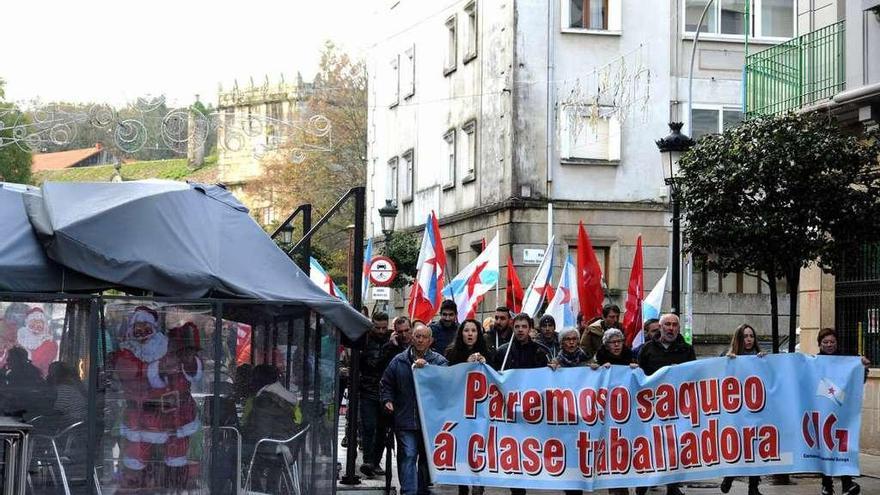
[{"x1": 466, "y1": 261, "x2": 489, "y2": 298}]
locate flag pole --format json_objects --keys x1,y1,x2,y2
[{"x1": 495, "y1": 231, "x2": 501, "y2": 308}]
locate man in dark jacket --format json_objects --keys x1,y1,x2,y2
[
  {"x1": 380, "y1": 322, "x2": 448, "y2": 495},
  {"x1": 485, "y1": 306, "x2": 514, "y2": 355},
  {"x1": 430, "y1": 300, "x2": 458, "y2": 353},
  {"x1": 636, "y1": 314, "x2": 695, "y2": 495},
  {"x1": 358, "y1": 312, "x2": 390, "y2": 477},
  {"x1": 492, "y1": 313, "x2": 548, "y2": 372},
  {"x1": 580, "y1": 304, "x2": 622, "y2": 359}
]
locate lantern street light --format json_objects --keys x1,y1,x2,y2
[
  {"x1": 655, "y1": 122, "x2": 695, "y2": 315},
  {"x1": 378, "y1": 199, "x2": 399, "y2": 240}
]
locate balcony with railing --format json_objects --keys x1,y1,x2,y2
[{"x1": 745, "y1": 21, "x2": 846, "y2": 117}]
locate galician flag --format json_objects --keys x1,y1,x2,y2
[
  {"x1": 442, "y1": 233, "x2": 500, "y2": 321},
  {"x1": 817, "y1": 378, "x2": 846, "y2": 406},
  {"x1": 309, "y1": 257, "x2": 348, "y2": 302},
  {"x1": 633, "y1": 268, "x2": 668, "y2": 348},
  {"x1": 544, "y1": 254, "x2": 580, "y2": 332},
  {"x1": 521, "y1": 236, "x2": 555, "y2": 318},
  {"x1": 362, "y1": 237, "x2": 374, "y2": 298},
  {"x1": 408, "y1": 212, "x2": 447, "y2": 323}
]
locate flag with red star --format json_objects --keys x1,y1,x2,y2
[
  {"x1": 622, "y1": 235, "x2": 644, "y2": 347},
  {"x1": 408, "y1": 212, "x2": 446, "y2": 323},
  {"x1": 442, "y1": 234, "x2": 500, "y2": 321},
  {"x1": 544, "y1": 254, "x2": 580, "y2": 332},
  {"x1": 521, "y1": 236, "x2": 555, "y2": 318}
]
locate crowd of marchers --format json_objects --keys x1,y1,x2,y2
[{"x1": 342, "y1": 300, "x2": 870, "y2": 495}]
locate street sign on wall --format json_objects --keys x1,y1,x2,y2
[{"x1": 368, "y1": 256, "x2": 398, "y2": 286}]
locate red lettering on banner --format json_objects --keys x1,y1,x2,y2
[
  {"x1": 578, "y1": 389, "x2": 598, "y2": 425},
  {"x1": 609, "y1": 387, "x2": 631, "y2": 423},
  {"x1": 632, "y1": 436, "x2": 653, "y2": 473},
  {"x1": 636, "y1": 388, "x2": 654, "y2": 421},
  {"x1": 577, "y1": 431, "x2": 593, "y2": 477},
  {"x1": 680, "y1": 431, "x2": 700, "y2": 468},
  {"x1": 609, "y1": 427, "x2": 631, "y2": 474},
  {"x1": 701, "y1": 418, "x2": 720, "y2": 466},
  {"x1": 468, "y1": 434, "x2": 486, "y2": 471},
  {"x1": 594, "y1": 438, "x2": 608, "y2": 475},
  {"x1": 505, "y1": 391, "x2": 521, "y2": 423},
  {"x1": 698, "y1": 379, "x2": 720, "y2": 415},
  {"x1": 464, "y1": 372, "x2": 488, "y2": 418},
  {"x1": 544, "y1": 439, "x2": 565, "y2": 476},
  {"x1": 721, "y1": 377, "x2": 742, "y2": 413},
  {"x1": 822, "y1": 413, "x2": 850, "y2": 452},
  {"x1": 742, "y1": 426, "x2": 756, "y2": 462},
  {"x1": 432, "y1": 422, "x2": 457, "y2": 470},
  {"x1": 655, "y1": 384, "x2": 677, "y2": 420},
  {"x1": 499, "y1": 436, "x2": 522, "y2": 473},
  {"x1": 546, "y1": 388, "x2": 577, "y2": 425},
  {"x1": 487, "y1": 425, "x2": 498, "y2": 472},
  {"x1": 758, "y1": 425, "x2": 780, "y2": 460},
  {"x1": 488, "y1": 384, "x2": 504, "y2": 421},
  {"x1": 720, "y1": 426, "x2": 742, "y2": 463},
  {"x1": 802, "y1": 411, "x2": 816, "y2": 448},
  {"x1": 665, "y1": 424, "x2": 679, "y2": 470},
  {"x1": 522, "y1": 390, "x2": 543, "y2": 424},
  {"x1": 521, "y1": 437, "x2": 543, "y2": 475},
  {"x1": 744, "y1": 376, "x2": 766, "y2": 412},
  {"x1": 596, "y1": 388, "x2": 608, "y2": 424},
  {"x1": 678, "y1": 381, "x2": 700, "y2": 427},
  {"x1": 652, "y1": 425, "x2": 666, "y2": 471}
]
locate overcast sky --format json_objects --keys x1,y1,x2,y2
[{"x1": 0, "y1": 0, "x2": 381, "y2": 107}]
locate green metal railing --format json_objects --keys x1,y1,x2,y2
[{"x1": 745, "y1": 21, "x2": 845, "y2": 117}]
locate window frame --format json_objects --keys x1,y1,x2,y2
[
  {"x1": 387, "y1": 157, "x2": 399, "y2": 203},
  {"x1": 561, "y1": 0, "x2": 621, "y2": 35},
  {"x1": 402, "y1": 45, "x2": 416, "y2": 100},
  {"x1": 682, "y1": 0, "x2": 795, "y2": 42},
  {"x1": 463, "y1": 1, "x2": 478, "y2": 64},
  {"x1": 461, "y1": 119, "x2": 477, "y2": 184},
  {"x1": 558, "y1": 104, "x2": 621, "y2": 165},
  {"x1": 690, "y1": 104, "x2": 743, "y2": 140},
  {"x1": 389, "y1": 55, "x2": 400, "y2": 108},
  {"x1": 442, "y1": 129, "x2": 456, "y2": 190},
  {"x1": 444, "y1": 14, "x2": 458, "y2": 76},
  {"x1": 401, "y1": 149, "x2": 415, "y2": 204}
]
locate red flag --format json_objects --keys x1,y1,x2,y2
[
  {"x1": 576, "y1": 222, "x2": 604, "y2": 320},
  {"x1": 505, "y1": 255, "x2": 524, "y2": 313},
  {"x1": 623, "y1": 235, "x2": 644, "y2": 346}
]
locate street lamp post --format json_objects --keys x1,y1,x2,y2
[
  {"x1": 656, "y1": 122, "x2": 695, "y2": 315},
  {"x1": 378, "y1": 199, "x2": 399, "y2": 241}
]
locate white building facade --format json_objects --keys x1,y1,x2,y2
[{"x1": 367, "y1": 0, "x2": 802, "y2": 342}]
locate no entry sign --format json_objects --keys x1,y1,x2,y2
[{"x1": 368, "y1": 256, "x2": 397, "y2": 286}]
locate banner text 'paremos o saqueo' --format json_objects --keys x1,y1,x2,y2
[{"x1": 413, "y1": 354, "x2": 864, "y2": 490}]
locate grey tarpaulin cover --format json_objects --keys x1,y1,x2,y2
[
  {"x1": 0, "y1": 182, "x2": 105, "y2": 292},
  {"x1": 21, "y1": 180, "x2": 370, "y2": 339}
]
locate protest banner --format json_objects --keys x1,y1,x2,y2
[{"x1": 413, "y1": 354, "x2": 864, "y2": 490}]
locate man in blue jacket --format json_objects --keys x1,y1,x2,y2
[{"x1": 380, "y1": 322, "x2": 448, "y2": 495}]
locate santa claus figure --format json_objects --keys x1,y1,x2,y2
[
  {"x1": 111, "y1": 307, "x2": 202, "y2": 490},
  {"x1": 17, "y1": 306, "x2": 58, "y2": 376}
]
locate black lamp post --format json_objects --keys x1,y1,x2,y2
[
  {"x1": 655, "y1": 122, "x2": 695, "y2": 315},
  {"x1": 378, "y1": 199, "x2": 399, "y2": 240}
]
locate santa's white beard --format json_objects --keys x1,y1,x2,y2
[
  {"x1": 120, "y1": 332, "x2": 168, "y2": 363},
  {"x1": 17, "y1": 327, "x2": 51, "y2": 352}
]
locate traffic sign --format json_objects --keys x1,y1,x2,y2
[{"x1": 368, "y1": 256, "x2": 398, "y2": 286}]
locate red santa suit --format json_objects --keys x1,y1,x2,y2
[
  {"x1": 111, "y1": 307, "x2": 202, "y2": 488},
  {"x1": 17, "y1": 307, "x2": 58, "y2": 377}
]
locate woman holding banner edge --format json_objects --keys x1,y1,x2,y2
[
  {"x1": 445, "y1": 319, "x2": 491, "y2": 495},
  {"x1": 720, "y1": 324, "x2": 767, "y2": 495}
]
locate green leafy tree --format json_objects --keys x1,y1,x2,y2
[
  {"x1": 0, "y1": 79, "x2": 32, "y2": 183},
  {"x1": 383, "y1": 231, "x2": 420, "y2": 290},
  {"x1": 678, "y1": 112, "x2": 880, "y2": 351}
]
